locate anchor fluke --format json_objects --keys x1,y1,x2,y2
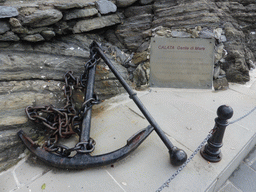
[{"x1": 18, "y1": 126, "x2": 154, "y2": 169}]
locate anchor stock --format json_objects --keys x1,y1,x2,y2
[{"x1": 18, "y1": 41, "x2": 187, "y2": 169}]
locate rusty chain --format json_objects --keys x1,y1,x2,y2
[{"x1": 25, "y1": 52, "x2": 101, "y2": 157}]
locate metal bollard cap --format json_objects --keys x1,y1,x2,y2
[{"x1": 217, "y1": 105, "x2": 233, "y2": 120}]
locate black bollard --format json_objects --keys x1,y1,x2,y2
[{"x1": 200, "y1": 105, "x2": 233, "y2": 162}]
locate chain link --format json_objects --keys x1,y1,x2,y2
[{"x1": 25, "y1": 51, "x2": 101, "y2": 157}]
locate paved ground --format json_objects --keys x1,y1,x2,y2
[
  {"x1": 218, "y1": 145, "x2": 256, "y2": 192},
  {"x1": 1, "y1": 70, "x2": 256, "y2": 192},
  {"x1": 217, "y1": 70, "x2": 256, "y2": 192}
]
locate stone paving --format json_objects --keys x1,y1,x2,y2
[
  {"x1": 1, "y1": 71, "x2": 256, "y2": 192},
  {"x1": 218, "y1": 146, "x2": 256, "y2": 192}
]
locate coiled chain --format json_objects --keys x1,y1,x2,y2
[{"x1": 25, "y1": 53, "x2": 101, "y2": 157}]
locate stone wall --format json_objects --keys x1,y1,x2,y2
[
  {"x1": 0, "y1": 0, "x2": 256, "y2": 171},
  {"x1": 112, "y1": 0, "x2": 256, "y2": 85}
]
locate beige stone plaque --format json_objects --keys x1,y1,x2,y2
[{"x1": 149, "y1": 37, "x2": 214, "y2": 89}]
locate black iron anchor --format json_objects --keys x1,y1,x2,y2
[{"x1": 18, "y1": 41, "x2": 187, "y2": 169}]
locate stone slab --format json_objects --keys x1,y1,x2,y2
[
  {"x1": 210, "y1": 133, "x2": 256, "y2": 192},
  {"x1": 1, "y1": 84, "x2": 256, "y2": 192},
  {"x1": 125, "y1": 88, "x2": 256, "y2": 151},
  {"x1": 0, "y1": 169, "x2": 17, "y2": 191},
  {"x1": 149, "y1": 37, "x2": 214, "y2": 89},
  {"x1": 14, "y1": 166, "x2": 125, "y2": 192},
  {"x1": 218, "y1": 181, "x2": 242, "y2": 192},
  {"x1": 124, "y1": 87, "x2": 256, "y2": 191},
  {"x1": 244, "y1": 146, "x2": 256, "y2": 166},
  {"x1": 251, "y1": 160, "x2": 256, "y2": 171},
  {"x1": 73, "y1": 14, "x2": 121, "y2": 33},
  {"x1": 229, "y1": 162, "x2": 256, "y2": 192}
]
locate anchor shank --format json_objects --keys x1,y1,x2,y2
[
  {"x1": 80, "y1": 64, "x2": 97, "y2": 143},
  {"x1": 95, "y1": 46, "x2": 174, "y2": 151}
]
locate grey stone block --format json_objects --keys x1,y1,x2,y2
[
  {"x1": 251, "y1": 161, "x2": 256, "y2": 171},
  {"x1": 96, "y1": 0, "x2": 117, "y2": 15},
  {"x1": 0, "y1": 21, "x2": 10, "y2": 34},
  {"x1": 218, "y1": 181, "x2": 242, "y2": 192},
  {"x1": 0, "y1": 6, "x2": 19, "y2": 18},
  {"x1": 244, "y1": 145, "x2": 256, "y2": 166},
  {"x1": 229, "y1": 162, "x2": 256, "y2": 192},
  {"x1": 0, "y1": 170, "x2": 17, "y2": 191}
]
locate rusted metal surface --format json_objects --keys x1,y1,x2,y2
[
  {"x1": 18, "y1": 41, "x2": 187, "y2": 169},
  {"x1": 18, "y1": 126, "x2": 153, "y2": 169}
]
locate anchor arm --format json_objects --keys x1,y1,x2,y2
[
  {"x1": 79, "y1": 62, "x2": 97, "y2": 151},
  {"x1": 92, "y1": 42, "x2": 187, "y2": 166},
  {"x1": 17, "y1": 125, "x2": 154, "y2": 169}
]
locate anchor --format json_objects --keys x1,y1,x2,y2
[{"x1": 18, "y1": 41, "x2": 187, "y2": 169}]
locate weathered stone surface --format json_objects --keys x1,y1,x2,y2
[
  {"x1": 0, "y1": 52, "x2": 86, "y2": 81},
  {"x1": 104, "y1": 29, "x2": 125, "y2": 49},
  {"x1": 0, "y1": 39, "x2": 128, "y2": 92},
  {"x1": 116, "y1": 0, "x2": 137, "y2": 8},
  {"x1": 9, "y1": 18, "x2": 22, "y2": 28},
  {"x1": 21, "y1": 9, "x2": 63, "y2": 27},
  {"x1": 0, "y1": 6, "x2": 18, "y2": 18},
  {"x1": 247, "y1": 31, "x2": 256, "y2": 57},
  {"x1": 133, "y1": 62, "x2": 149, "y2": 87},
  {"x1": 153, "y1": 2, "x2": 220, "y2": 28},
  {"x1": 0, "y1": 128, "x2": 27, "y2": 171},
  {"x1": 11, "y1": 27, "x2": 29, "y2": 34},
  {"x1": 153, "y1": 0, "x2": 178, "y2": 9},
  {"x1": 171, "y1": 30, "x2": 191, "y2": 38},
  {"x1": 96, "y1": 0, "x2": 117, "y2": 15},
  {"x1": 73, "y1": 14, "x2": 121, "y2": 33},
  {"x1": 41, "y1": 30, "x2": 55, "y2": 40},
  {"x1": 132, "y1": 51, "x2": 148, "y2": 65},
  {"x1": 137, "y1": 40, "x2": 150, "y2": 52},
  {"x1": 224, "y1": 22, "x2": 245, "y2": 42},
  {"x1": 54, "y1": 20, "x2": 72, "y2": 35},
  {"x1": 124, "y1": 5, "x2": 152, "y2": 18},
  {"x1": 22, "y1": 34, "x2": 45, "y2": 42},
  {"x1": 222, "y1": 22, "x2": 250, "y2": 82},
  {"x1": 0, "y1": 31, "x2": 19, "y2": 41},
  {"x1": 199, "y1": 30, "x2": 215, "y2": 39},
  {"x1": 63, "y1": 8, "x2": 98, "y2": 20},
  {"x1": 231, "y1": 8, "x2": 256, "y2": 23},
  {"x1": 245, "y1": 46, "x2": 255, "y2": 68},
  {"x1": 54, "y1": 3, "x2": 91, "y2": 10},
  {"x1": 103, "y1": 43, "x2": 132, "y2": 65},
  {"x1": 139, "y1": 0, "x2": 153, "y2": 5},
  {"x1": 213, "y1": 77, "x2": 229, "y2": 90},
  {"x1": 0, "y1": 20, "x2": 10, "y2": 34},
  {"x1": 226, "y1": 63, "x2": 250, "y2": 82},
  {"x1": 12, "y1": 26, "x2": 54, "y2": 36},
  {"x1": 215, "y1": 43, "x2": 225, "y2": 63},
  {"x1": 115, "y1": 14, "x2": 152, "y2": 50}
]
